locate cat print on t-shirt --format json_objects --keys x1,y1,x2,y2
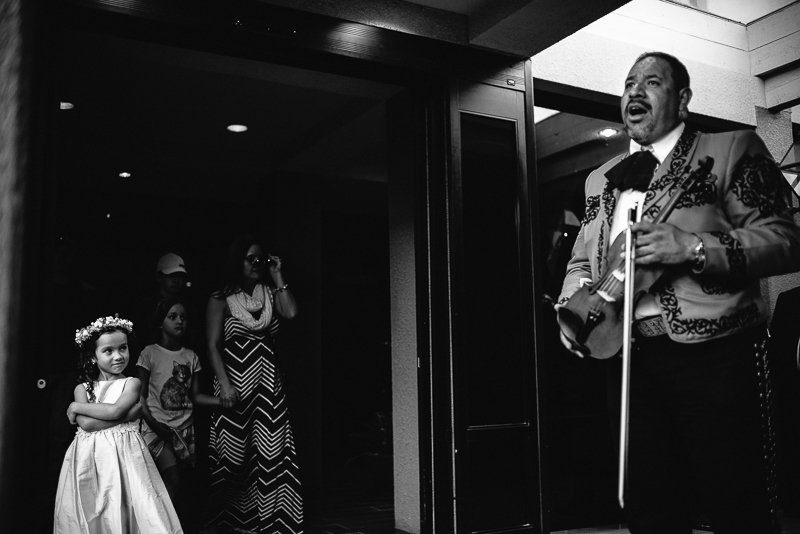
[{"x1": 160, "y1": 361, "x2": 191, "y2": 410}]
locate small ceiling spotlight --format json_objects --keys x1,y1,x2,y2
[
  {"x1": 60, "y1": 102, "x2": 74, "y2": 110},
  {"x1": 119, "y1": 172, "x2": 131, "y2": 178},
  {"x1": 227, "y1": 124, "x2": 248, "y2": 133},
  {"x1": 599, "y1": 127, "x2": 619, "y2": 138}
]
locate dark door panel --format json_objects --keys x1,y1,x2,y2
[{"x1": 448, "y1": 79, "x2": 542, "y2": 534}]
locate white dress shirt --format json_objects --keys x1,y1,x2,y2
[{"x1": 611, "y1": 123, "x2": 685, "y2": 319}]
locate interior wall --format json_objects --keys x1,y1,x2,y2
[
  {"x1": 388, "y1": 91, "x2": 421, "y2": 534},
  {"x1": 318, "y1": 180, "x2": 392, "y2": 497},
  {"x1": 0, "y1": 0, "x2": 27, "y2": 516},
  {"x1": 755, "y1": 106, "x2": 800, "y2": 315}
]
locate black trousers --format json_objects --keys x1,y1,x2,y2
[{"x1": 619, "y1": 326, "x2": 778, "y2": 534}]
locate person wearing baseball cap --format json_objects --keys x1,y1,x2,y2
[
  {"x1": 156, "y1": 253, "x2": 188, "y2": 299},
  {"x1": 157, "y1": 253, "x2": 187, "y2": 275}
]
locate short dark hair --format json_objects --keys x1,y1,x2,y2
[{"x1": 635, "y1": 51, "x2": 690, "y2": 91}]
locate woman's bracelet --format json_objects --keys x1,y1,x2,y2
[{"x1": 276, "y1": 283, "x2": 289, "y2": 293}]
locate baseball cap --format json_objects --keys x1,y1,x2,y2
[{"x1": 156, "y1": 253, "x2": 187, "y2": 275}]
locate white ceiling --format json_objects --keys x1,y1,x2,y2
[{"x1": 664, "y1": 0, "x2": 795, "y2": 24}]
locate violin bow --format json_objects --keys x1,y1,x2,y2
[
  {"x1": 616, "y1": 156, "x2": 715, "y2": 507},
  {"x1": 618, "y1": 201, "x2": 642, "y2": 508}
]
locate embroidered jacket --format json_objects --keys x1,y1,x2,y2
[{"x1": 558, "y1": 127, "x2": 800, "y2": 344}]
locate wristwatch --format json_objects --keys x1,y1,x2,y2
[{"x1": 691, "y1": 235, "x2": 706, "y2": 271}]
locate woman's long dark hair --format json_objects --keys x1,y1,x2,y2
[
  {"x1": 218, "y1": 235, "x2": 268, "y2": 297},
  {"x1": 76, "y1": 326, "x2": 134, "y2": 402}
]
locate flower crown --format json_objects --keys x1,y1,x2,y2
[{"x1": 75, "y1": 315, "x2": 134, "y2": 347}]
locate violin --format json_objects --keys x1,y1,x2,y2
[{"x1": 557, "y1": 156, "x2": 715, "y2": 359}]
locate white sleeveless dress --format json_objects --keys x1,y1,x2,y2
[{"x1": 54, "y1": 377, "x2": 182, "y2": 533}]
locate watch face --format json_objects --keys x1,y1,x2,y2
[{"x1": 692, "y1": 238, "x2": 705, "y2": 269}]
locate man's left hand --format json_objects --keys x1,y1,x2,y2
[{"x1": 629, "y1": 221, "x2": 698, "y2": 266}]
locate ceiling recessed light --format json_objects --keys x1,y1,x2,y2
[
  {"x1": 119, "y1": 172, "x2": 131, "y2": 178},
  {"x1": 227, "y1": 124, "x2": 248, "y2": 133},
  {"x1": 599, "y1": 127, "x2": 618, "y2": 138},
  {"x1": 60, "y1": 102, "x2": 74, "y2": 110}
]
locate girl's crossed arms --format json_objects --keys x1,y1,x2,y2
[{"x1": 69, "y1": 378, "x2": 143, "y2": 431}]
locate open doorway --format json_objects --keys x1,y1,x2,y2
[{"x1": 34, "y1": 28, "x2": 404, "y2": 533}]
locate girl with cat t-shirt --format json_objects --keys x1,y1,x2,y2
[{"x1": 137, "y1": 297, "x2": 219, "y2": 506}]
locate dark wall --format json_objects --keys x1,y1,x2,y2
[{"x1": 320, "y1": 208, "x2": 392, "y2": 491}]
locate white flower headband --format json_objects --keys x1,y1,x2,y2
[{"x1": 75, "y1": 315, "x2": 133, "y2": 347}]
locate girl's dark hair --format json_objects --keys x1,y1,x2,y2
[
  {"x1": 218, "y1": 235, "x2": 267, "y2": 297},
  {"x1": 150, "y1": 296, "x2": 187, "y2": 341},
  {"x1": 76, "y1": 326, "x2": 133, "y2": 402}
]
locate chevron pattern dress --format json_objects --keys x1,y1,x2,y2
[{"x1": 206, "y1": 316, "x2": 303, "y2": 533}]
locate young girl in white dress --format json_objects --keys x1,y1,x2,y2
[{"x1": 54, "y1": 315, "x2": 183, "y2": 534}]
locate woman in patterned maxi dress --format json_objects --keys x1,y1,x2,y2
[{"x1": 204, "y1": 236, "x2": 302, "y2": 534}]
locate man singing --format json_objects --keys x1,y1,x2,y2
[{"x1": 557, "y1": 52, "x2": 800, "y2": 533}]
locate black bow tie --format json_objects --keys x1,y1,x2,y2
[{"x1": 605, "y1": 149, "x2": 659, "y2": 192}]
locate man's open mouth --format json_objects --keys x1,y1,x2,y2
[{"x1": 627, "y1": 103, "x2": 649, "y2": 117}]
